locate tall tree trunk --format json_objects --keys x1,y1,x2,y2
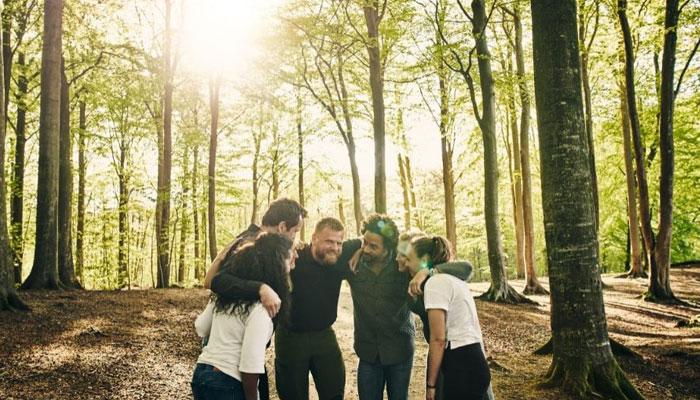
[
  {"x1": 117, "y1": 143, "x2": 128, "y2": 288},
  {"x1": 21, "y1": 0, "x2": 63, "y2": 290},
  {"x1": 405, "y1": 156, "x2": 420, "y2": 229},
  {"x1": 348, "y1": 143, "x2": 362, "y2": 234},
  {"x1": 207, "y1": 77, "x2": 219, "y2": 262},
  {"x1": 363, "y1": 0, "x2": 386, "y2": 213},
  {"x1": 178, "y1": 149, "x2": 189, "y2": 285},
  {"x1": 338, "y1": 63, "x2": 363, "y2": 234},
  {"x1": 648, "y1": 0, "x2": 679, "y2": 302},
  {"x1": 251, "y1": 125, "x2": 262, "y2": 226},
  {"x1": 618, "y1": 0, "x2": 658, "y2": 290},
  {"x1": 578, "y1": 0, "x2": 600, "y2": 230},
  {"x1": 10, "y1": 51, "x2": 27, "y2": 284},
  {"x1": 155, "y1": 0, "x2": 174, "y2": 288},
  {"x1": 469, "y1": 0, "x2": 529, "y2": 303},
  {"x1": 76, "y1": 98, "x2": 86, "y2": 284},
  {"x1": 398, "y1": 154, "x2": 411, "y2": 230},
  {"x1": 338, "y1": 193, "x2": 346, "y2": 226},
  {"x1": 0, "y1": 0, "x2": 27, "y2": 310},
  {"x1": 2, "y1": 0, "x2": 11, "y2": 121},
  {"x1": 271, "y1": 125, "x2": 280, "y2": 200},
  {"x1": 514, "y1": 6, "x2": 547, "y2": 295},
  {"x1": 531, "y1": 2, "x2": 643, "y2": 397},
  {"x1": 505, "y1": 51, "x2": 526, "y2": 280},
  {"x1": 437, "y1": 36, "x2": 457, "y2": 249},
  {"x1": 297, "y1": 98, "x2": 306, "y2": 242},
  {"x1": 619, "y1": 74, "x2": 644, "y2": 278},
  {"x1": 58, "y1": 57, "x2": 79, "y2": 289},
  {"x1": 192, "y1": 145, "x2": 202, "y2": 281}
]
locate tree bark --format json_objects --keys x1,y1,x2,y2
[
  {"x1": 504, "y1": 49, "x2": 526, "y2": 280},
  {"x1": 338, "y1": 63, "x2": 363, "y2": 234},
  {"x1": 75, "y1": 98, "x2": 86, "y2": 284},
  {"x1": 363, "y1": 0, "x2": 386, "y2": 213},
  {"x1": 192, "y1": 145, "x2": 202, "y2": 281},
  {"x1": 468, "y1": 0, "x2": 530, "y2": 303},
  {"x1": 0, "y1": 0, "x2": 27, "y2": 310},
  {"x1": 21, "y1": 0, "x2": 63, "y2": 290},
  {"x1": 578, "y1": 0, "x2": 600, "y2": 231},
  {"x1": 251, "y1": 120, "x2": 262, "y2": 226},
  {"x1": 58, "y1": 57, "x2": 80, "y2": 289},
  {"x1": 619, "y1": 74, "x2": 644, "y2": 278},
  {"x1": 178, "y1": 149, "x2": 189, "y2": 285},
  {"x1": 207, "y1": 77, "x2": 219, "y2": 262},
  {"x1": 271, "y1": 123, "x2": 280, "y2": 200},
  {"x1": 618, "y1": 0, "x2": 657, "y2": 285},
  {"x1": 514, "y1": 6, "x2": 547, "y2": 295},
  {"x1": 2, "y1": 0, "x2": 11, "y2": 121},
  {"x1": 436, "y1": 29, "x2": 457, "y2": 248},
  {"x1": 117, "y1": 140, "x2": 128, "y2": 288},
  {"x1": 648, "y1": 0, "x2": 679, "y2": 302},
  {"x1": 155, "y1": 0, "x2": 174, "y2": 288},
  {"x1": 398, "y1": 154, "x2": 411, "y2": 230},
  {"x1": 10, "y1": 51, "x2": 27, "y2": 284},
  {"x1": 297, "y1": 96, "x2": 306, "y2": 241},
  {"x1": 405, "y1": 157, "x2": 420, "y2": 230},
  {"x1": 531, "y1": 1, "x2": 644, "y2": 397}
]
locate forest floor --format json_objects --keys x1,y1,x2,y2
[{"x1": 1, "y1": 267, "x2": 699, "y2": 400}]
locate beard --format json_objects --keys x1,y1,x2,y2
[
  {"x1": 314, "y1": 247, "x2": 340, "y2": 266},
  {"x1": 361, "y1": 251, "x2": 378, "y2": 264}
]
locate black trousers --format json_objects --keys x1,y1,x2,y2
[{"x1": 441, "y1": 342, "x2": 491, "y2": 400}]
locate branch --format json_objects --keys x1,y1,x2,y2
[
  {"x1": 674, "y1": 35, "x2": 700, "y2": 98},
  {"x1": 586, "y1": 0, "x2": 600, "y2": 54},
  {"x1": 455, "y1": 0, "x2": 473, "y2": 22},
  {"x1": 68, "y1": 51, "x2": 105, "y2": 86}
]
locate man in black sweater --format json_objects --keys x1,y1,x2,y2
[
  {"x1": 203, "y1": 198, "x2": 307, "y2": 400},
  {"x1": 274, "y1": 217, "x2": 350, "y2": 400}
]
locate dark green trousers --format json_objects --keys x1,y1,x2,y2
[{"x1": 274, "y1": 327, "x2": 345, "y2": 400}]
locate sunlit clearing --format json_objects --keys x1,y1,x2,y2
[{"x1": 181, "y1": 0, "x2": 279, "y2": 77}]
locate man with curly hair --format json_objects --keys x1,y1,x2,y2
[{"x1": 338, "y1": 214, "x2": 474, "y2": 400}]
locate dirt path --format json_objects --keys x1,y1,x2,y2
[{"x1": 1, "y1": 268, "x2": 699, "y2": 399}]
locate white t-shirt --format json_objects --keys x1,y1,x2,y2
[
  {"x1": 424, "y1": 274, "x2": 483, "y2": 349},
  {"x1": 195, "y1": 301, "x2": 274, "y2": 381}
]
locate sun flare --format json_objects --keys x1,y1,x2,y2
[{"x1": 181, "y1": 0, "x2": 279, "y2": 76}]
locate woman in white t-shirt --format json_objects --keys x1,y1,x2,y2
[
  {"x1": 405, "y1": 236, "x2": 491, "y2": 400},
  {"x1": 192, "y1": 233, "x2": 294, "y2": 400}
]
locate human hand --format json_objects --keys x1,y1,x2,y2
[
  {"x1": 426, "y1": 387, "x2": 436, "y2": 400},
  {"x1": 259, "y1": 284, "x2": 281, "y2": 317},
  {"x1": 349, "y1": 248, "x2": 363, "y2": 274},
  {"x1": 409, "y1": 269, "x2": 430, "y2": 297}
]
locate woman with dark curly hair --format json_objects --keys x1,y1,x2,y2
[{"x1": 192, "y1": 233, "x2": 294, "y2": 400}]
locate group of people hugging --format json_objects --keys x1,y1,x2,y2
[{"x1": 191, "y1": 198, "x2": 493, "y2": 400}]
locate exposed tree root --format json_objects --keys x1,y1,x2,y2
[
  {"x1": 533, "y1": 338, "x2": 553, "y2": 355},
  {"x1": 643, "y1": 291, "x2": 696, "y2": 308},
  {"x1": 616, "y1": 270, "x2": 648, "y2": 279},
  {"x1": 477, "y1": 283, "x2": 538, "y2": 305},
  {"x1": 534, "y1": 338, "x2": 642, "y2": 359},
  {"x1": 0, "y1": 290, "x2": 30, "y2": 312},
  {"x1": 523, "y1": 280, "x2": 550, "y2": 295},
  {"x1": 539, "y1": 358, "x2": 645, "y2": 400}
]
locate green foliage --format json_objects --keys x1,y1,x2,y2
[{"x1": 4, "y1": 0, "x2": 698, "y2": 289}]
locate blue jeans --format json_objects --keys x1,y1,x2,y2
[
  {"x1": 191, "y1": 363, "x2": 246, "y2": 400},
  {"x1": 357, "y1": 356, "x2": 413, "y2": 400}
]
